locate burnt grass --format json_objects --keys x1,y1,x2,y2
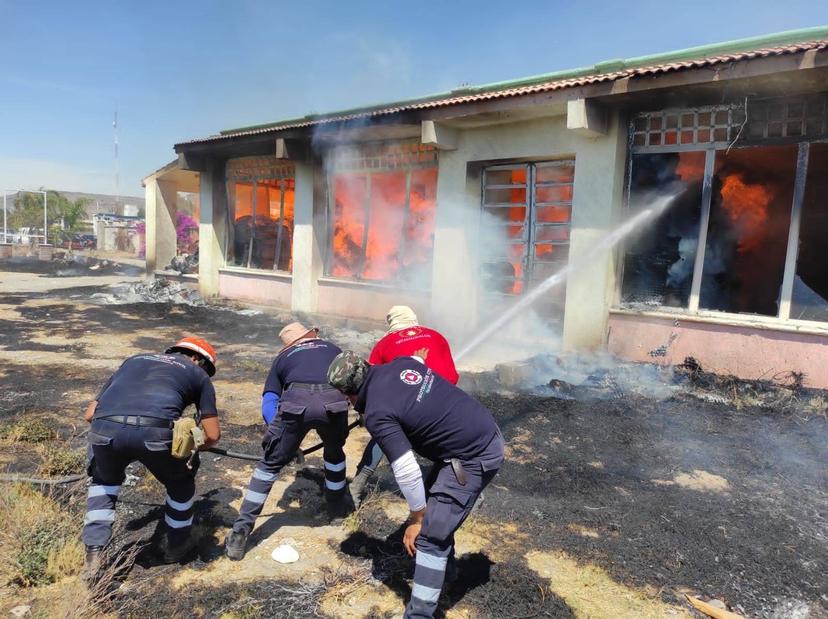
[{"x1": 1, "y1": 278, "x2": 827, "y2": 617}]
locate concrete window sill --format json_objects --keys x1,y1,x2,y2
[
  {"x1": 610, "y1": 307, "x2": 828, "y2": 337},
  {"x1": 317, "y1": 276, "x2": 428, "y2": 294},
  {"x1": 219, "y1": 266, "x2": 293, "y2": 281}
]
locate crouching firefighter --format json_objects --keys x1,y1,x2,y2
[
  {"x1": 81, "y1": 337, "x2": 221, "y2": 580},
  {"x1": 224, "y1": 322, "x2": 350, "y2": 561},
  {"x1": 350, "y1": 304, "x2": 460, "y2": 507},
  {"x1": 328, "y1": 351, "x2": 504, "y2": 619}
]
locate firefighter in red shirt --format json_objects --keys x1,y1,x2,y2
[{"x1": 350, "y1": 306, "x2": 459, "y2": 506}]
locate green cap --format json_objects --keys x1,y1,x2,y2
[{"x1": 327, "y1": 350, "x2": 369, "y2": 395}]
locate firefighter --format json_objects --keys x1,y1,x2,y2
[
  {"x1": 350, "y1": 305, "x2": 460, "y2": 506},
  {"x1": 328, "y1": 351, "x2": 504, "y2": 619},
  {"x1": 224, "y1": 322, "x2": 350, "y2": 561},
  {"x1": 81, "y1": 337, "x2": 221, "y2": 579}
]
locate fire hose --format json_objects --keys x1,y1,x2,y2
[{"x1": 0, "y1": 419, "x2": 362, "y2": 485}]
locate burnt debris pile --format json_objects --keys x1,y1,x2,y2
[{"x1": 461, "y1": 352, "x2": 826, "y2": 415}]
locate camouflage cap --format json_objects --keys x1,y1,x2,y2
[{"x1": 327, "y1": 350, "x2": 369, "y2": 395}]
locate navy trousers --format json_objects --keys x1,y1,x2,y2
[
  {"x1": 82, "y1": 418, "x2": 198, "y2": 548},
  {"x1": 233, "y1": 386, "x2": 350, "y2": 535},
  {"x1": 405, "y1": 434, "x2": 505, "y2": 619}
]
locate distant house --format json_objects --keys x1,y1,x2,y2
[{"x1": 144, "y1": 27, "x2": 828, "y2": 387}]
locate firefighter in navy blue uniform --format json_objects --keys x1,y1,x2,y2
[
  {"x1": 224, "y1": 322, "x2": 350, "y2": 561},
  {"x1": 81, "y1": 336, "x2": 221, "y2": 580},
  {"x1": 327, "y1": 351, "x2": 504, "y2": 619}
]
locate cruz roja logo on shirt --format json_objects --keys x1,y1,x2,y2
[{"x1": 399, "y1": 369, "x2": 423, "y2": 385}]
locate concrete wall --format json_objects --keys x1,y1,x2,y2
[
  {"x1": 429, "y1": 113, "x2": 626, "y2": 348},
  {"x1": 291, "y1": 161, "x2": 322, "y2": 312},
  {"x1": 607, "y1": 312, "x2": 828, "y2": 388},
  {"x1": 144, "y1": 177, "x2": 177, "y2": 273},
  {"x1": 317, "y1": 280, "x2": 428, "y2": 321},
  {"x1": 219, "y1": 270, "x2": 292, "y2": 307},
  {"x1": 198, "y1": 161, "x2": 228, "y2": 298}
]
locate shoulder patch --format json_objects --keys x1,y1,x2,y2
[{"x1": 399, "y1": 369, "x2": 423, "y2": 385}]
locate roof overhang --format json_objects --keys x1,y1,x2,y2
[{"x1": 174, "y1": 38, "x2": 828, "y2": 157}]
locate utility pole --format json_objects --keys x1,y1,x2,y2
[{"x1": 113, "y1": 110, "x2": 120, "y2": 214}]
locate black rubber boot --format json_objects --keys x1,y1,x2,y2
[
  {"x1": 348, "y1": 466, "x2": 375, "y2": 508},
  {"x1": 82, "y1": 545, "x2": 103, "y2": 586},
  {"x1": 224, "y1": 529, "x2": 248, "y2": 561}
]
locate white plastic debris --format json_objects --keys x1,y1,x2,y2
[{"x1": 271, "y1": 543, "x2": 300, "y2": 564}]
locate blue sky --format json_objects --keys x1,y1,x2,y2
[{"x1": 1, "y1": 0, "x2": 827, "y2": 197}]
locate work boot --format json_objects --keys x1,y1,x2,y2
[
  {"x1": 163, "y1": 535, "x2": 198, "y2": 564},
  {"x1": 348, "y1": 466, "x2": 375, "y2": 508},
  {"x1": 82, "y1": 545, "x2": 103, "y2": 586},
  {"x1": 224, "y1": 529, "x2": 248, "y2": 561},
  {"x1": 326, "y1": 493, "x2": 351, "y2": 524}
]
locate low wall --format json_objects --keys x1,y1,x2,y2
[
  {"x1": 608, "y1": 311, "x2": 828, "y2": 389},
  {"x1": 317, "y1": 278, "x2": 428, "y2": 322},
  {"x1": 218, "y1": 269, "x2": 292, "y2": 308}
]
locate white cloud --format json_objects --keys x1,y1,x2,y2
[{"x1": 0, "y1": 156, "x2": 114, "y2": 195}]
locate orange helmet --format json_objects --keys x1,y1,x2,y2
[{"x1": 166, "y1": 336, "x2": 217, "y2": 376}]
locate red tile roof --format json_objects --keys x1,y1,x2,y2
[{"x1": 178, "y1": 39, "x2": 828, "y2": 147}]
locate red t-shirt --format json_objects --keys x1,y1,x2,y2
[{"x1": 369, "y1": 326, "x2": 459, "y2": 385}]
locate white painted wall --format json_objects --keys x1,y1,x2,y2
[{"x1": 291, "y1": 161, "x2": 321, "y2": 312}]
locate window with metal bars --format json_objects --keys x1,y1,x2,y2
[
  {"x1": 225, "y1": 157, "x2": 295, "y2": 272},
  {"x1": 325, "y1": 141, "x2": 438, "y2": 284},
  {"x1": 480, "y1": 161, "x2": 573, "y2": 304},
  {"x1": 621, "y1": 94, "x2": 828, "y2": 323}
]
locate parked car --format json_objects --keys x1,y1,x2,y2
[{"x1": 79, "y1": 234, "x2": 96, "y2": 248}]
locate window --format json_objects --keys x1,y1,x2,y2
[
  {"x1": 621, "y1": 95, "x2": 828, "y2": 324},
  {"x1": 225, "y1": 157, "x2": 294, "y2": 272},
  {"x1": 326, "y1": 142, "x2": 438, "y2": 284},
  {"x1": 791, "y1": 143, "x2": 828, "y2": 321},
  {"x1": 481, "y1": 161, "x2": 573, "y2": 315}
]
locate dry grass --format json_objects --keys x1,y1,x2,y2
[
  {"x1": 0, "y1": 418, "x2": 56, "y2": 443},
  {"x1": 526, "y1": 549, "x2": 693, "y2": 618},
  {"x1": 0, "y1": 484, "x2": 84, "y2": 586},
  {"x1": 37, "y1": 446, "x2": 87, "y2": 476}
]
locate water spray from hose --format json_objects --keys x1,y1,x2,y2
[{"x1": 455, "y1": 193, "x2": 678, "y2": 362}]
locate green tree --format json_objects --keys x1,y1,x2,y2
[{"x1": 10, "y1": 191, "x2": 88, "y2": 242}]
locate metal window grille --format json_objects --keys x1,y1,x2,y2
[
  {"x1": 325, "y1": 141, "x2": 439, "y2": 282},
  {"x1": 746, "y1": 95, "x2": 828, "y2": 140},
  {"x1": 631, "y1": 105, "x2": 745, "y2": 151},
  {"x1": 329, "y1": 141, "x2": 438, "y2": 172},
  {"x1": 225, "y1": 156, "x2": 296, "y2": 272},
  {"x1": 622, "y1": 94, "x2": 828, "y2": 324},
  {"x1": 481, "y1": 161, "x2": 573, "y2": 297}
]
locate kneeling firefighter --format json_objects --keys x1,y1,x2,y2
[
  {"x1": 328, "y1": 351, "x2": 504, "y2": 619},
  {"x1": 224, "y1": 322, "x2": 350, "y2": 561},
  {"x1": 81, "y1": 337, "x2": 221, "y2": 579}
]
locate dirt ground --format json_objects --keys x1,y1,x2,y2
[{"x1": 0, "y1": 257, "x2": 826, "y2": 618}]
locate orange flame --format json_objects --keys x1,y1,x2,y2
[
  {"x1": 675, "y1": 152, "x2": 705, "y2": 183},
  {"x1": 719, "y1": 172, "x2": 773, "y2": 253},
  {"x1": 331, "y1": 166, "x2": 438, "y2": 280}
]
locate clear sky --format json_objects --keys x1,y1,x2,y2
[{"x1": 2, "y1": 0, "x2": 827, "y2": 197}]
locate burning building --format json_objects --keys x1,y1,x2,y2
[{"x1": 144, "y1": 27, "x2": 828, "y2": 387}]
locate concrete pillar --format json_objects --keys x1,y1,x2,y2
[
  {"x1": 561, "y1": 112, "x2": 627, "y2": 350},
  {"x1": 429, "y1": 148, "x2": 480, "y2": 339},
  {"x1": 144, "y1": 177, "x2": 176, "y2": 274},
  {"x1": 198, "y1": 161, "x2": 226, "y2": 298},
  {"x1": 291, "y1": 161, "x2": 320, "y2": 313}
]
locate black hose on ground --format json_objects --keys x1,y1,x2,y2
[
  {"x1": 0, "y1": 419, "x2": 362, "y2": 484},
  {"x1": 206, "y1": 418, "x2": 361, "y2": 463}
]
